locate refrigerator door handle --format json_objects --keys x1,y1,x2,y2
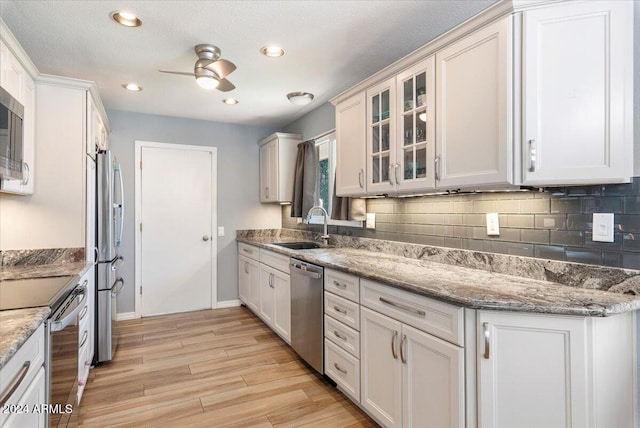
[
  {"x1": 114, "y1": 163, "x2": 124, "y2": 247},
  {"x1": 111, "y1": 255, "x2": 124, "y2": 271}
]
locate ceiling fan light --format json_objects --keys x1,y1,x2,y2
[
  {"x1": 287, "y1": 92, "x2": 314, "y2": 106},
  {"x1": 196, "y1": 75, "x2": 219, "y2": 90},
  {"x1": 110, "y1": 11, "x2": 142, "y2": 27},
  {"x1": 260, "y1": 46, "x2": 285, "y2": 57}
]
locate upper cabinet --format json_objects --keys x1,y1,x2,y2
[
  {"x1": 520, "y1": 0, "x2": 633, "y2": 186},
  {"x1": 331, "y1": 0, "x2": 634, "y2": 196},
  {"x1": 258, "y1": 132, "x2": 301, "y2": 203}
]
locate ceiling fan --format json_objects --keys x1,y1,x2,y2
[{"x1": 159, "y1": 44, "x2": 236, "y2": 92}]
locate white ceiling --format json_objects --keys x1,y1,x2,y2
[{"x1": 0, "y1": 0, "x2": 497, "y2": 127}]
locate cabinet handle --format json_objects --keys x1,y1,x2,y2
[
  {"x1": 333, "y1": 362, "x2": 347, "y2": 374},
  {"x1": 483, "y1": 322, "x2": 491, "y2": 359},
  {"x1": 244, "y1": 261, "x2": 249, "y2": 274},
  {"x1": 269, "y1": 273, "x2": 275, "y2": 288},
  {"x1": 388, "y1": 164, "x2": 395, "y2": 186},
  {"x1": 394, "y1": 163, "x2": 401, "y2": 185},
  {"x1": 333, "y1": 330, "x2": 347, "y2": 341},
  {"x1": 79, "y1": 330, "x2": 89, "y2": 348},
  {"x1": 94, "y1": 247, "x2": 99, "y2": 266},
  {"x1": 333, "y1": 305, "x2": 347, "y2": 315},
  {"x1": 21, "y1": 161, "x2": 30, "y2": 185},
  {"x1": 79, "y1": 305, "x2": 88, "y2": 321},
  {"x1": 434, "y1": 155, "x2": 441, "y2": 181},
  {"x1": 400, "y1": 334, "x2": 407, "y2": 364},
  {"x1": 379, "y1": 297, "x2": 426, "y2": 317},
  {"x1": 391, "y1": 330, "x2": 398, "y2": 359},
  {"x1": 333, "y1": 280, "x2": 347, "y2": 289},
  {"x1": 243, "y1": 248, "x2": 253, "y2": 254},
  {"x1": 0, "y1": 361, "x2": 30, "y2": 407},
  {"x1": 358, "y1": 169, "x2": 364, "y2": 189},
  {"x1": 528, "y1": 139, "x2": 536, "y2": 172}
]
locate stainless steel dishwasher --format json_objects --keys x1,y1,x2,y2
[{"x1": 290, "y1": 258, "x2": 324, "y2": 374}]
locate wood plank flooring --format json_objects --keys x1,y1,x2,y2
[{"x1": 78, "y1": 306, "x2": 377, "y2": 427}]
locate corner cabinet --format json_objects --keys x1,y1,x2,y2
[
  {"x1": 258, "y1": 132, "x2": 301, "y2": 203},
  {"x1": 335, "y1": 92, "x2": 366, "y2": 197},
  {"x1": 521, "y1": 0, "x2": 634, "y2": 185}
]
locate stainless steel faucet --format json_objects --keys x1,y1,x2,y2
[{"x1": 306, "y1": 205, "x2": 330, "y2": 245}]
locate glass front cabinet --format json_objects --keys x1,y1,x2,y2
[
  {"x1": 366, "y1": 78, "x2": 395, "y2": 194},
  {"x1": 395, "y1": 57, "x2": 435, "y2": 193}
]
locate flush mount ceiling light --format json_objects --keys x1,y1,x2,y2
[
  {"x1": 222, "y1": 98, "x2": 239, "y2": 105},
  {"x1": 287, "y1": 92, "x2": 314, "y2": 106},
  {"x1": 110, "y1": 11, "x2": 142, "y2": 27},
  {"x1": 122, "y1": 83, "x2": 142, "y2": 92},
  {"x1": 260, "y1": 46, "x2": 285, "y2": 57}
]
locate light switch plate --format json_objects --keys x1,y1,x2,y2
[
  {"x1": 592, "y1": 213, "x2": 614, "y2": 242},
  {"x1": 486, "y1": 213, "x2": 500, "y2": 236},
  {"x1": 217, "y1": 226, "x2": 225, "y2": 237},
  {"x1": 366, "y1": 213, "x2": 376, "y2": 229}
]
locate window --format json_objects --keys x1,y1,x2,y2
[{"x1": 308, "y1": 132, "x2": 362, "y2": 227}]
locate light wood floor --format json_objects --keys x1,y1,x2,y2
[{"x1": 78, "y1": 306, "x2": 377, "y2": 427}]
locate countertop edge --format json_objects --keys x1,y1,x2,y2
[{"x1": 0, "y1": 307, "x2": 50, "y2": 369}]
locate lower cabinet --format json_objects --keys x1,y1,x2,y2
[
  {"x1": 77, "y1": 266, "x2": 95, "y2": 403},
  {"x1": 238, "y1": 254, "x2": 260, "y2": 312},
  {"x1": 1, "y1": 368, "x2": 46, "y2": 428},
  {"x1": 477, "y1": 310, "x2": 637, "y2": 428}
]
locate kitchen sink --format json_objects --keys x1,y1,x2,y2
[{"x1": 271, "y1": 241, "x2": 322, "y2": 250}]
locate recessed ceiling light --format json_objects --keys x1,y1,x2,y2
[
  {"x1": 110, "y1": 11, "x2": 142, "y2": 27},
  {"x1": 287, "y1": 92, "x2": 314, "y2": 106},
  {"x1": 260, "y1": 46, "x2": 285, "y2": 57},
  {"x1": 122, "y1": 83, "x2": 142, "y2": 92},
  {"x1": 223, "y1": 98, "x2": 239, "y2": 105}
]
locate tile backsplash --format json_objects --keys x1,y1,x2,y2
[{"x1": 282, "y1": 177, "x2": 640, "y2": 270}]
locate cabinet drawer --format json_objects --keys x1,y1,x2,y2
[
  {"x1": 324, "y1": 292, "x2": 360, "y2": 331},
  {"x1": 325, "y1": 339, "x2": 360, "y2": 403},
  {"x1": 325, "y1": 269, "x2": 359, "y2": 303},
  {"x1": 260, "y1": 248, "x2": 290, "y2": 273},
  {"x1": 361, "y1": 279, "x2": 464, "y2": 346},
  {"x1": 0, "y1": 325, "x2": 45, "y2": 417},
  {"x1": 238, "y1": 243, "x2": 260, "y2": 261},
  {"x1": 324, "y1": 314, "x2": 360, "y2": 358}
]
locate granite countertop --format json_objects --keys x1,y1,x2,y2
[
  {"x1": 237, "y1": 235, "x2": 640, "y2": 317},
  {"x1": 0, "y1": 260, "x2": 91, "y2": 281},
  {"x1": 0, "y1": 307, "x2": 50, "y2": 369}
]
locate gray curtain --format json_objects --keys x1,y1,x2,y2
[
  {"x1": 291, "y1": 139, "x2": 318, "y2": 218},
  {"x1": 331, "y1": 177, "x2": 366, "y2": 221}
]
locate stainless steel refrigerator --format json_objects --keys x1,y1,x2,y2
[{"x1": 96, "y1": 149, "x2": 125, "y2": 363}]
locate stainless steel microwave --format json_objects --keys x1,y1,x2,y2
[{"x1": 0, "y1": 85, "x2": 24, "y2": 181}]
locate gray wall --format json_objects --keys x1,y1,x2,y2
[
  {"x1": 282, "y1": 102, "x2": 335, "y2": 140},
  {"x1": 107, "y1": 109, "x2": 280, "y2": 313}
]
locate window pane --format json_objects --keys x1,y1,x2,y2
[
  {"x1": 381, "y1": 90, "x2": 389, "y2": 120},
  {"x1": 416, "y1": 72, "x2": 426, "y2": 108},
  {"x1": 416, "y1": 145, "x2": 427, "y2": 178},
  {"x1": 381, "y1": 123, "x2": 389, "y2": 151},
  {"x1": 372, "y1": 156, "x2": 380, "y2": 183},
  {"x1": 416, "y1": 108, "x2": 427, "y2": 143},
  {"x1": 403, "y1": 114, "x2": 412, "y2": 146},
  {"x1": 381, "y1": 154, "x2": 389, "y2": 182},
  {"x1": 403, "y1": 79, "x2": 413, "y2": 112},
  {"x1": 318, "y1": 158, "x2": 329, "y2": 208},
  {"x1": 372, "y1": 94, "x2": 380, "y2": 123},
  {"x1": 372, "y1": 125, "x2": 380, "y2": 153},
  {"x1": 404, "y1": 148, "x2": 414, "y2": 180}
]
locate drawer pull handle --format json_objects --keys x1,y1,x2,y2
[
  {"x1": 243, "y1": 248, "x2": 253, "y2": 254},
  {"x1": 391, "y1": 330, "x2": 398, "y2": 360},
  {"x1": 379, "y1": 297, "x2": 426, "y2": 317},
  {"x1": 333, "y1": 363, "x2": 347, "y2": 374},
  {"x1": 333, "y1": 305, "x2": 347, "y2": 315},
  {"x1": 0, "y1": 361, "x2": 30, "y2": 407},
  {"x1": 80, "y1": 330, "x2": 89, "y2": 348},
  {"x1": 333, "y1": 330, "x2": 347, "y2": 341},
  {"x1": 400, "y1": 334, "x2": 407, "y2": 364},
  {"x1": 333, "y1": 280, "x2": 347, "y2": 289},
  {"x1": 483, "y1": 322, "x2": 491, "y2": 359},
  {"x1": 79, "y1": 305, "x2": 89, "y2": 321}
]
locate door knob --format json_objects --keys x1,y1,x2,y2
[{"x1": 202, "y1": 236, "x2": 210, "y2": 241}]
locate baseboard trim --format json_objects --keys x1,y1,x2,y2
[
  {"x1": 115, "y1": 312, "x2": 138, "y2": 321},
  {"x1": 216, "y1": 300, "x2": 242, "y2": 309}
]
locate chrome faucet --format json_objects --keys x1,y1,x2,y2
[{"x1": 306, "y1": 205, "x2": 330, "y2": 245}]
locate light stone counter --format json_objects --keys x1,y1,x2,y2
[{"x1": 0, "y1": 307, "x2": 50, "y2": 369}]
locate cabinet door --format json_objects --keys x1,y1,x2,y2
[
  {"x1": 395, "y1": 57, "x2": 436, "y2": 194},
  {"x1": 272, "y1": 269, "x2": 291, "y2": 343},
  {"x1": 238, "y1": 254, "x2": 251, "y2": 304},
  {"x1": 361, "y1": 307, "x2": 402, "y2": 428},
  {"x1": 521, "y1": 1, "x2": 633, "y2": 185},
  {"x1": 259, "y1": 266, "x2": 275, "y2": 325},
  {"x1": 259, "y1": 140, "x2": 278, "y2": 202},
  {"x1": 435, "y1": 17, "x2": 512, "y2": 189},
  {"x1": 402, "y1": 324, "x2": 464, "y2": 428},
  {"x1": 335, "y1": 92, "x2": 367, "y2": 197},
  {"x1": 477, "y1": 311, "x2": 588, "y2": 428},
  {"x1": 366, "y1": 78, "x2": 396, "y2": 194},
  {"x1": 247, "y1": 258, "x2": 260, "y2": 312},
  {"x1": 0, "y1": 41, "x2": 23, "y2": 100},
  {"x1": 2, "y1": 367, "x2": 46, "y2": 428}
]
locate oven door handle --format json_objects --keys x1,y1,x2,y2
[{"x1": 50, "y1": 286, "x2": 87, "y2": 332}]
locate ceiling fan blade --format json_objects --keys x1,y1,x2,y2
[
  {"x1": 216, "y1": 78, "x2": 235, "y2": 92},
  {"x1": 158, "y1": 70, "x2": 195, "y2": 76},
  {"x1": 205, "y1": 59, "x2": 236, "y2": 80}
]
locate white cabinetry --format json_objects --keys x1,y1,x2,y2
[
  {"x1": 258, "y1": 132, "x2": 301, "y2": 203},
  {"x1": 521, "y1": 0, "x2": 633, "y2": 185},
  {"x1": 77, "y1": 267, "x2": 95, "y2": 403},
  {"x1": 477, "y1": 310, "x2": 636, "y2": 428},
  {"x1": 366, "y1": 78, "x2": 395, "y2": 195},
  {"x1": 435, "y1": 16, "x2": 513, "y2": 190},
  {"x1": 335, "y1": 92, "x2": 366, "y2": 197},
  {"x1": 0, "y1": 38, "x2": 36, "y2": 195},
  {"x1": 0, "y1": 325, "x2": 46, "y2": 428},
  {"x1": 238, "y1": 243, "x2": 260, "y2": 312}
]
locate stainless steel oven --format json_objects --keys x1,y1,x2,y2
[{"x1": 46, "y1": 281, "x2": 86, "y2": 428}]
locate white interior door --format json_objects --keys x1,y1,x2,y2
[{"x1": 139, "y1": 145, "x2": 215, "y2": 316}]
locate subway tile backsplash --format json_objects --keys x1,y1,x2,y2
[{"x1": 281, "y1": 177, "x2": 640, "y2": 270}]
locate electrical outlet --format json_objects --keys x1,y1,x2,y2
[
  {"x1": 486, "y1": 213, "x2": 500, "y2": 236},
  {"x1": 592, "y1": 213, "x2": 614, "y2": 242},
  {"x1": 366, "y1": 213, "x2": 376, "y2": 229}
]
